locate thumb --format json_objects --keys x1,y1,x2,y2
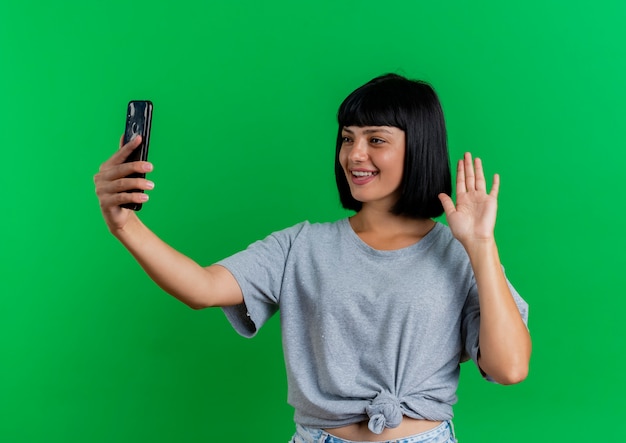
[{"x1": 438, "y1": 193, "x2": 456, "y2": 216}]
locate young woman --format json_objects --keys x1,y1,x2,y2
[{"x1": 94, "y1": 74, "x2": 531, "y2": 443}]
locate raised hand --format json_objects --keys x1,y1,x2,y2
[
  {"x1": 93, "y1": 135, "x2": 154, "y2": 233},
  {"x1": 438, "y1": 152, "x2": 499, "y2": 246}
]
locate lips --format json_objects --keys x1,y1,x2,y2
[{"x1": 350, "y1": 169, "x2": 378, "y2": 185}]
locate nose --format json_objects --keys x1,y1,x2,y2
[{"x1": 348, "y1": 138, "x2": 368, "y2": 163}]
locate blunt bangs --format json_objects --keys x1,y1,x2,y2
[
  {"x1": 335, "y1": 73, "x2": 451, "y2": 219},
  {"x1": 337, "y1": 83, "x2": 409, "y2": 130}
]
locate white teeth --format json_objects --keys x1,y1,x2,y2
[{"x1": 352, "y1": 171, "x2": 376, "y2": 177}]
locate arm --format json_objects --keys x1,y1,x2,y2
[
  {"x1": 93, "y1": 135, "x2": 243, "y2": 309},
  {"x1": 439, "y1": 153, "x2": 531, "y2": 384}
]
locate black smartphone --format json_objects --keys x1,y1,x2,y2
[{"x1": 120, "y1": 100, "x2": 153, "y2": 211}]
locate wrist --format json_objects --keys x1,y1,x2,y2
[
  {"x1": 110, "y1": 212, "x2": 142, "y2": 240},
  {"x1": 461, "y1": 237, "x2": 499, "y2": 261}
]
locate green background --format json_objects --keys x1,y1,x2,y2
[{"x1": 2, "y1": 0, "x2": 625, "y2": 441}]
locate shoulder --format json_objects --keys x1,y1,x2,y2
[
  {"x1": 269, "y1": 219, "x2": 346, "y2": 241},
  {"x1": 427, "y1": 222, "x2": 459, "y2": 248},
  {"x1": 429, "y1": 223, "x2": 472, "y2": 264},
  {"x1": 226, "y1": 220, "x2": 347, "y2": 256}
]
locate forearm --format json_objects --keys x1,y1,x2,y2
[
  {"x1": 465, "y1": 239, "x2": 532, "y2": 384},
  {"x1": 111, "y1": 215, "x2": 239, "y2": 309}
]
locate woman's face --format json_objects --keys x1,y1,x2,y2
[{"x1": 339, "y1": 125, "x2": 406, "y2": 211}]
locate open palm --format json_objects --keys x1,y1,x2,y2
[{"x1": 438, "y1": 153, "x2": 499, "y2": 245}]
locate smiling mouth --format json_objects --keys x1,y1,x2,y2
[{"x1": 351, "y1": 170, "x2": 378, "y2": 177}]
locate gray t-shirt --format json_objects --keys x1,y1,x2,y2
[{"x1": 218, "y1": 219, "x2": 528, "y2": 433}]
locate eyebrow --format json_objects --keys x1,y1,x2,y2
[{"x1": 342, "y1": 127, "x2": 394, "y2": 135}]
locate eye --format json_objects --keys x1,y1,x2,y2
[
  {"x1": 370, "y1": 137, "x2": 385, "y2": 144},
  {"x1": 341, "y1": 136, "x2": 353, "y2": 143}
]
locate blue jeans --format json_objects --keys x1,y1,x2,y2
[{"x1": 289, "y1": 421, "x2": 457, "y2": 443}]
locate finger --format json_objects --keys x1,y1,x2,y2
[
  {"x1": 456, "y1": 159, "x2": 466, "y2": 194},
  {"x1": 97, "y1": 177, "x2": 155, "y2": 197},
  {"x1": 474, "y1": 157, "x2": 487, "y2": 193},
  {"x1": 490, "y1": 173, "x2": 500, "y2": 199},
  {"x1": 464, "y1": 152, "x2": 475, "y2": 191},
  {"x1": 100, "y1": 135, "x2": 143, "y2": 172},
  {"x1": 95, "y1": 159, "x2": 153, "y2": 184},
  {"x1": 438, "y1": 193, "x2": 456, "y2": 216},
  {"x1": 100, "y1": 190, "x2": 150, "y2": 209}
]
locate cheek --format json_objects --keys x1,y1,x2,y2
[{"x1": 380, "y1": 152, "x2": 405, "y2": 182}]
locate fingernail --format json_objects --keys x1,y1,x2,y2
[
  {"x1": 143, "y1": 163, "x2": 153, "y2": 172},
  {"x1": 146, "y1": 181, "x2": 155, "y2": 189},
  {"x1": 140, "y1": 194, "x2": 149, "y2": 201}
]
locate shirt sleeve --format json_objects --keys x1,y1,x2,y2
[
  {"x1": 217, "y1": 222, "x2": 307, "y2": 338},
  {"x1": 460, "y1": 267, "x2": 529, "y2": 380}
]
